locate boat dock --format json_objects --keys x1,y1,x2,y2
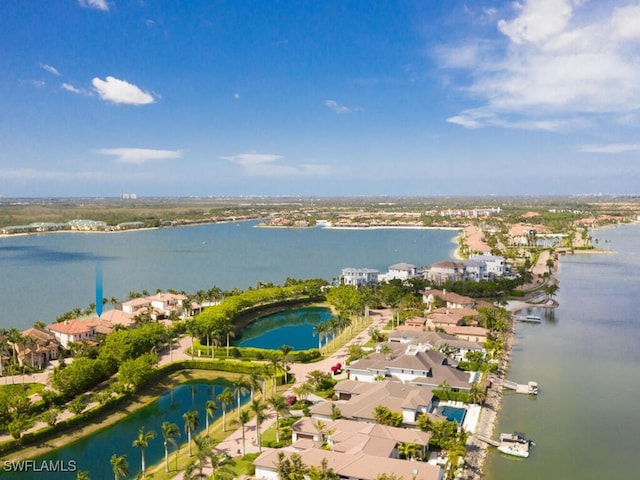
[
  {"x1": 513, "y1": 315, "x2": 542, "y2": 323},
  {"x1": 475, "y1": 435, "x2": 500, "y2": 447},
  {"x1": 503, "y1": 380, "x2": 539, "y2": 395}
]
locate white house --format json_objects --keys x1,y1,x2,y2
[
  {"x1": 379, "y1": 262, "x2": 419, "y2": 281},
  {"x1": 46, "y1": 320, "x2": 96, "y2": 349},
  {"x1": 470, "y1": 254, "x2": 508, "y2": 277},
  {"x1": 340, "y1": 268, "x2": 380, "y2": 288}
]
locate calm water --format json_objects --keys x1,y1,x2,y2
[
  {"x1": 9, "y1": 381, "x2": 247, "y2": 480},
  {"x1": 0, "y1": 222, "x2": 457, "y2": 329},
  {"x1": 486, "y1": 224, "x2": 640, "y2": 479},
  {"x1": 236, "y1": 306, "x2": 333, "y2": 350}
]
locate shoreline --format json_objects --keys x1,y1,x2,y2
[{"x1": 463, "y1": 301, "x2": 519, "y2": 480}]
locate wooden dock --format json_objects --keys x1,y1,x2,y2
[
  {"x1": 475, "y1": 435, "x2": 500, "y2": 447},
  {"x1": 513, "y1": 315, "x2": 542, "y2": 323},
  {"x1": 503, "y1": 380, "x2": 539, "y2": 395}
]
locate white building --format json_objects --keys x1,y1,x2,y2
[
  {"x1": 340, "y1": 268, "x2": 380, "y2": 288},
  {"x1": 470, "y1": 254, "x2": 508, "y2": 277},
  {"x1": 46, "y1": 320, "x2": 96, "y2": 349},
  {"x1": 379, "y1": 262, "x2": 419, "y2": 281}
]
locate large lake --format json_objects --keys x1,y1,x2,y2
[{"x1": 0, "y1": 221, "x2": 457, "y2": 329}]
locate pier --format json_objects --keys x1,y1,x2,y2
[
  {"x1": 474, "y1": 435, "x2": 500, "y2": 447},
  {"x1": 503, "y1": 380, "x2": 539, "y2": 395},
  {"x1": 513, "y1": 315, "x2": 542, "y2": 323}
]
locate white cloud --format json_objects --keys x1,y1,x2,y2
[
  {"x1": 220, "y1": 151, "x2": 335, "y2": 177},
  {"x1": 325, "y1": 100, "x2": 353, "y2": 114},
  {"x1": 78, "y1": 0, "x2": 109, "y2": 11},
  {"x1": 442, "y1": 0, "x2": 640, "y2": 130},
  {"x1": 92, "y1": 76, "x2": 155, "y2": 105},
  {"x1": 62, "y1": 83, "x2": 93, "y2": 96},
  {"x1": 234, "y1": 93, "x2": 241, "y2": 99},
  {"x1": 577, "y1": 143, "x2": 640, "y2": 154},
  {"x1": 497, "y1": 0, "x2": 576, "y2": 46},
  {"x1": 611, "y1": 5, "x2": 640, "y2": 40},
  {"x1": 93, "y1": 148, "x2": 181, "y2": 164},
  {"x1": 40, "y1": 64, "x2": 61, "y2": 76}
]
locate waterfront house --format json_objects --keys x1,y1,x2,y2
[
  {"x1": 340, "y1": 268, "x2": 380, "y2": 288},
  {"x1": 379, "y1": 262, "x2": 420, "y2": 282},
  {"x1": 425, "y1": 261, "x2": 465, "y2": 284},
  {"x1": 469, "y1": 254, "x2": 508, "y2": 277},
  {"x1": 148, "y1": 292, "x2": 191, "y2": 318},
  {"x1": 121, "y1": 297, "x2": 153, "y2": 315},
  {"x1": 46, "y1": 319, "x2": 96, "y2": 349},
  {"x1": 387, "y1": 330, "x2": 485, "y2": 362},
  {"x1": 310, "y1": 380, "x2": 435, "y2": 425},
  {"x1": 344, "y1": 344, "x2": 472, "y2": 392},
  {"x1": 99, "y1": 309, "x2": 136, "y2": 329}
]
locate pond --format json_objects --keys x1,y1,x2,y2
[
  {"x1": 236, "y1": 306, "x2": 334, "y2": 350},
  {"x1": 16, "y1": 381, "x2": 248, "y2": 480}
]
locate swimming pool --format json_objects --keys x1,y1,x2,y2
[{"x1": 440, "y1": 406, "x2": 467, "y2": 424}]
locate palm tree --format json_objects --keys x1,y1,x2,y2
[
  {"x1": 293, "y1": 382, "x2": 312, "y2": 402},
  {"x1": 186, "y1": 319, "x2": 199, "y2": 360},
  {"x1": 312, "y1": 321, "x2": 328, "y2": 353},
  {"x1": 279, "y1": 345, "x2": 293, "y2": 384},
  {"x1": 248, "y1": 370, "x2": 263, "y2": 400},
  {"x1": 110, "y1": 454, "x2": 129, "y2": 480},
  {"x1": 327, "y1": 317, "x2": 340, "y2": 350},
  {"x1": 268, "y1": 394, "x2": 290, "y2": 444},
  {"x1": 188, "y1": 436, "x2": 214, "y2": 479},
  {"x1": 249, "y1": 398, "x2": 268, "y2": 452},
  {"x1": 232, "y1": 376, "x2": 249, "y2": 421},
  {"x1": 76, "y1": 471, "x2": 91, "y2": 480},
  {"x1": 268, "y1": 353, "x2": 282, "y2": 396},
  {"x1": 217, "y1": 387, "x2": 234, "y2": 432},
  {"x1": 469, "y1": 383, "x2": 486, "y2": 405},
  {"x1": 161, "y1": 421, "x2": 180, "y2": 473},
  {"x1": 132, "y1": 426, "x2": 156, "y2": 477},
  {"x1": 205, "y1": 399, "x2": 218, "y2": 434},
  {"x1": 238, "y1": 408, "x2": 251, "y2": 455},
  {"x1": 183, "y1": 410, "x2": 200, "y2": 456},
  {"x1": 437, "y1": 380, "x2": 452, "y2": 401}
]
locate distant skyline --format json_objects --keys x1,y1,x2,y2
[{"x1": 1, "y1": 0, "x2": 640, "y2": 197}]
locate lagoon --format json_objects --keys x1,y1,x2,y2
[
  {"x1": 18, "y1": 381, "x2": 247, "y2": 480},
  {"x1": 236, "y1": 306, "x2": 333, "y2": 350}
]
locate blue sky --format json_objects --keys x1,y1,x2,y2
[{"x1": 2, "y1": 0, "x2": 640, "y2": 197}]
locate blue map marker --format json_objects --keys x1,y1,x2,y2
[{"x1": 96, "y1": 262, "x2": 103, "y2": 317}]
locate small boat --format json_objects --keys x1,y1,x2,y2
[
  {"x1": 497, "y1": 443, "x2": 530, "y2": 458},
  {"x1": 498, "y1": 432, "x2": 533, "y2": 458}
]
